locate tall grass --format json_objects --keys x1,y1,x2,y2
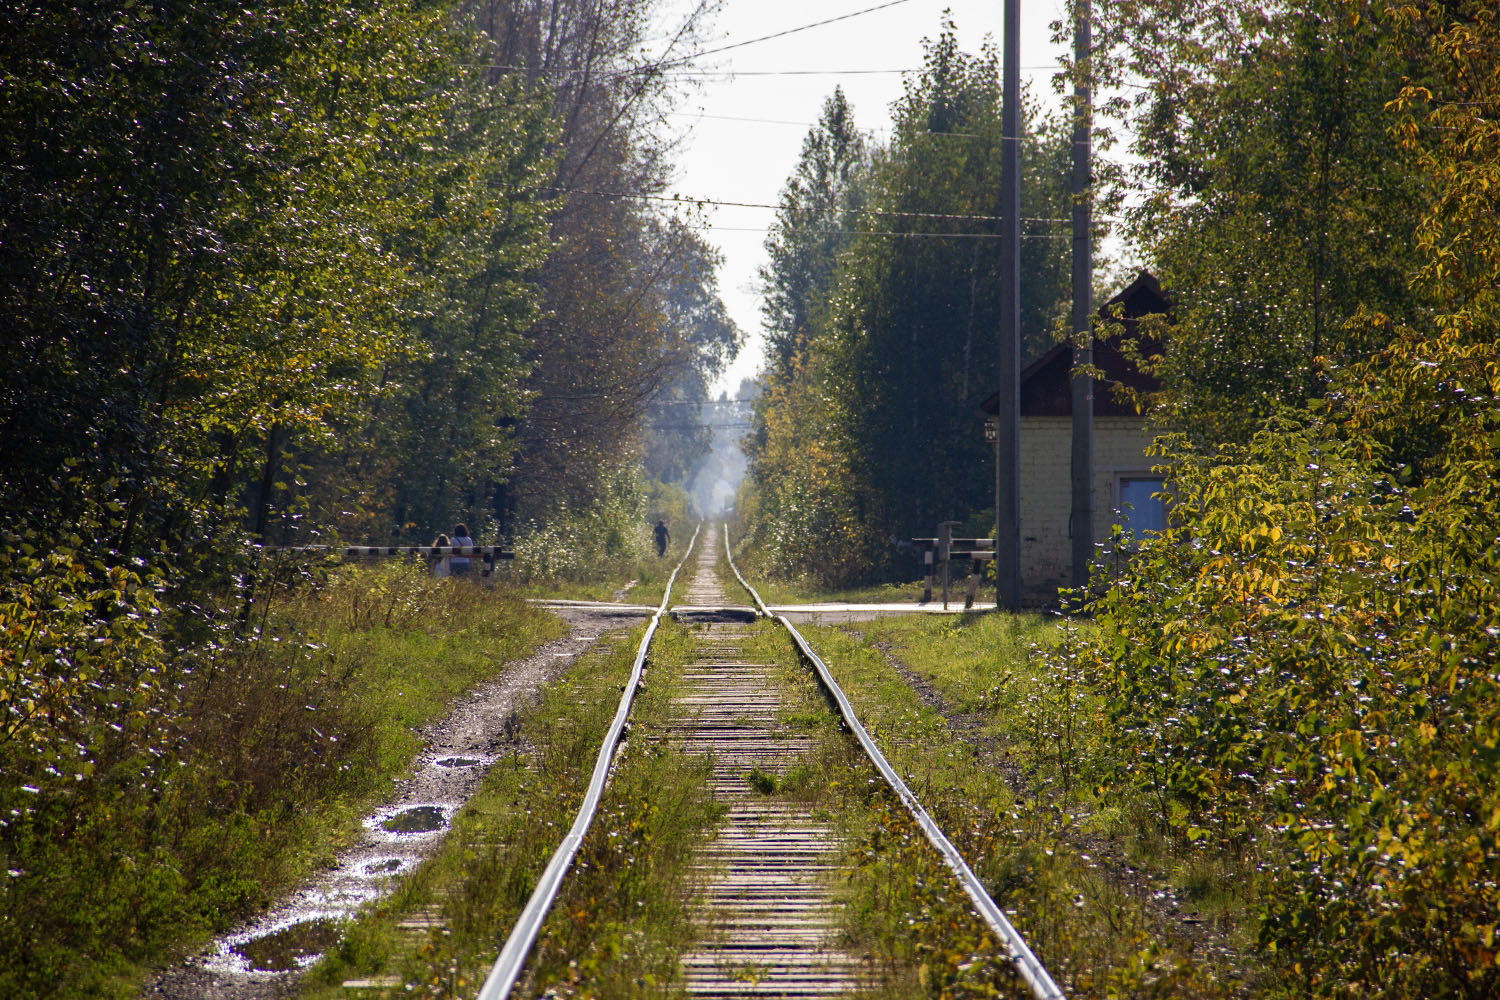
[
  {"x1": 300, "y1": 620, "x2": 724, "y2": 999},
  {"x1": 0, "y1": 559, "x2": 561, "y2": 999},
  {"x1": 506, "y1": 467, "x2": 698, "y2": 603},
  {"x1": 768, "y1": 619, "x2": 1253, "y2": 998}
]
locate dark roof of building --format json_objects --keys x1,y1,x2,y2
[{"x1": 981, "y1": 270, "x2": 1168, "y2": 418}]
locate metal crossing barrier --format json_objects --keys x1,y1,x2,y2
[
  {"x1": 262, "y1": 544, "x2": 513, "y2": 575},
  {"x1": 913, "y1": 524, "x2": 994, "y2": 608}
]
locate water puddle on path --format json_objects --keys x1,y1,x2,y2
[
  {"x1": 169, "y1": 616, "x2": 615, "y2": 995},
  {"x1": 377, "y1": 804, "x2": 449, "y2": 835},
  {"x1": 435, "y1": 755, "x2": 482, "y2": 768},
  {"x1": 199, "y1": 751, "x2": 494, "y2": 979},
  {"x1": 199, "y1": 754, "x2": 500, "y2": 977},
  {"x1": 231, "y1": 918, "x2": 342, "y2": 973}
]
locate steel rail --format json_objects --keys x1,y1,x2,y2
[
  {"x1": 475, "y1": 522, "x2": 702, "y2": 1000},
  {"x1": 721, "y1": 524, "x2": 1066, "y2": 1000}
]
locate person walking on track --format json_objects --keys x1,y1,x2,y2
[{"x1": 653, "y1": 519, "x2": 669, "y2": 558}]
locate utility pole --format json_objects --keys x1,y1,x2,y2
[
  {"x1": 996, "y1": 0, "x2": 1022, "y2": 609},
  {"x1": 1069, "y1": 0, "x2": 1094, "y2": 591}
]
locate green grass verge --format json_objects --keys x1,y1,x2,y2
[
  {"x1": 719, "y1": 529, "x2": 923, "y2": 607},
  {"x1": 732, "y1": 575, "x2": 926, "y2": 608},
  {"x1": 298, "y1": 619, "x2": 724, "y2": 999},
  {"x1": 810, "y1": 613, "x2": 1261, "y2": 997},
  {"x1": 284, "y1": 565, "x2": 569, "y2": 801},
  {"x1": 49, "y1": 564, "x2": 564, "y2": 1000},
  {"x1": 502, "y1": 535, "x2": 695, "y2": 606},
  {"x1": 843, "y1": 611, "x2": 1266, "y2": 919}
]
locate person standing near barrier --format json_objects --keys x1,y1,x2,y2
[
  {"x1": 450, "y1": 524, "x2": 474, "y2": 576},
  {"x1": 431, "y1": 533, "x2": 451, "y2": 577},
  {"x1": 653, "y1": 519, "x2": 669, "y2": 558}
]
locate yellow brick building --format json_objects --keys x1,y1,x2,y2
[{"x1": 984, "y1": 271, "x2": 1169, "y2": 601}]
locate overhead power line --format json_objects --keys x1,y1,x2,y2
[
  {"x1": 664, "y1": 0, "x2": 918, "y2": 66},
  {"x1": 668, "y1": 111, "x2": 990, "y2": 139},
  {"x1": 467, "y1": 64, "x2": 1060, "y2": 80},
  {"x1": 674, "y1": 68, "x2": 916, "y2": 77},
  {"x1": 670, "y1": 66, "x2": 1061, "y2": 78},
  {"x1": 651, "y1": 423, "x2": 754, "y2": 431},
  {"x1": 542, "y1": 186, "x2": 1076, "y2": 225},
  {"x1": 695, "y1": 225, "x2": 1071, "y2": 240}
]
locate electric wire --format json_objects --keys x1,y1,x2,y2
[
  {"x1": 661, "y1": 0, "x2": 918, "y2": 66},
  {"x1": 542, "y1": 185, "x2": 1074, "y2": 224},
  {"x1": 669, "y1": 111, "x2": 986, "y2": 138},
  {"x1": 692, "y1": 225, "x2": 1073, "y2": 240},
  {"x1": 465, "y1": 63, "x2": 1060, "y2": 79}
]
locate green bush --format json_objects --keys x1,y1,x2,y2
[
  {"x1": 0, "y1": 547, "x2": 557, "y2": 999},
  {"x1": 1061, "y1": 406, "x2": 1500, "y2": 996},
  {"x1": 511, "y1": 460, "x2": 686, "y2": 583}
]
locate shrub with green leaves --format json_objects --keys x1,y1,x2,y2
[
  {"x1": 1053, "y1": 3, "x2": 1500, "y2": 994},
  {"x1": 1068, "y1": 404, "x2": 1498, "y2": 997},
  {"x1": 511, "y1": 461, "x2": 692, "y2": 584}
]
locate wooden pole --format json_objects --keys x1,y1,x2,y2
[
  {"x1": 996, "y1": 0, "x2": 1023, "y2": 610},
  {"x1": 939, "y1": 521, "x2": 954, "y2": 610},
  {"x1": 1069, "y1": 0, "x2": 1094, "y2": 591}
]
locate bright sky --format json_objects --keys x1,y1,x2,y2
[{"x1": 655, "y1": 0, "x2": 1072, "y2": 397}]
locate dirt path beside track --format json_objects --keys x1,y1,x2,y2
[{"x1": 143, "y1": 604, "x2": 646, "y2": 1000}]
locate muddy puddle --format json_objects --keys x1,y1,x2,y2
[
  {"x1": 200, "y1": 798, "x2": 463, "y2": 978},
  {"x1": 374, "y1": 803, "x2": 451, "y2": 835},
  {"x1": 231, "y1": 918, "x2": 342, "y2": 973},
  {"x1": 435, "y1": 755, "x2": 482, "y2": 768}
]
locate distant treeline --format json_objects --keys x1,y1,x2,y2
[{"x1": 741, "y1": 25, "x2": 1081, "y2": 585}]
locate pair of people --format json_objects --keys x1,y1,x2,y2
[{"x1": 431, "y1": 524, "x2": 475, "y2": 577}]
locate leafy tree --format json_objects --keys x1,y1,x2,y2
[
  {"x1": 0, "y1": 2, "x2": 557, "y2": 992},
  {"x1": 758, "y1": 87, "x2": 869, "y2": 382},
  {"x1": 472, "y1": 0, "x2": 729, "y2": 531},
  {"x1": 642, "y1": 220, "x2": 743, "y2": 487},
  {"x1": 0, "y1": 0, "x2": 532, "y2": 556},
  {"x1": 296, "y1": 69, "x2": 559, "y2": 543},
  {"x1": 1052, "y1": 2, "x2": 1500, "y2": 994},
  {"x1": 745, "y1": 23, "x2": 1074, "y2": 581},
  {"x1": 1090, "y1": 0, "x2": 1429, "y2": 444}
]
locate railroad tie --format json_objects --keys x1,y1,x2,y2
[{"x1": 668, "y1": 533, "x2": 864, "y2": 998}]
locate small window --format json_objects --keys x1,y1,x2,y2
[{"x1": 1116, "y1": 475, "x2": 1166, "y2": 540}]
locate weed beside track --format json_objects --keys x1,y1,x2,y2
[
  {"x1": 298, "y1": 625, "x2": 640, "y2": 996},
  {"x1": 806, "y1": 615, "x2": 1256, "y2": 998},
  {"x1": 516, "y1": 622, "x2": 724, "y2": 998},
  {"x1": 299, "y1": 621, "x2": 726, "y2": 999}
]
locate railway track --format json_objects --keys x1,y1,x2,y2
[
  {"x1": 668, "y1": 532, "x2": 858, "y2": 997},
  {"x1": 479, "y1": 524, "x2": 1062, "y2": 1000}
]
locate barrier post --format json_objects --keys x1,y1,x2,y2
[
  {"x1": 921, "y1": 548, "x2": 934, "y2": 603},
  {"x1": 939, "y1": 521, "x2": 956, "y2": 610}
]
